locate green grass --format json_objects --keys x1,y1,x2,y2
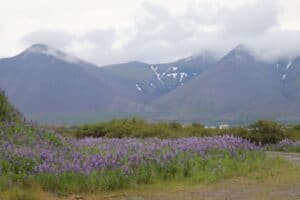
[
  {"x1": 0, "y1": 153, "x2": 297, "y2": 200},
  {"x1": 0, "y1": 159, "x2": 300, "y2": 200},
  {"x1": 0, "y1": 151, "x2": 287, "y2": 195}
]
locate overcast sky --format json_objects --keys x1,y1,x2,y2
[{"x1": 0, "y1": 0, "x2": 300, "y2": 65}]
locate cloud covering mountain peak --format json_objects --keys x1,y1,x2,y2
[{"x1": 1, "y1": 0, "x2": 300, "y2": 65}]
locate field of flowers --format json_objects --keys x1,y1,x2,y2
[{"x1": 0, "y1": 121, "x2": 298, "y2": 194}]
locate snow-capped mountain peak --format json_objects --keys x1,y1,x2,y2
[{"x1": 21, "y1": 44, "x2": 82, "y2": 64}]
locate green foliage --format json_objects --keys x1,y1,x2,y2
[
  {"x1": 0, "y1": 90, "x2": 22, "y2": 123},
  {"x1": 287, "y1": 125, "x2": 300, "y2": 140},
  {"x1": 0, "y1": 91, "x2": 14, "y2": 122},
  {"x1": 74, "y1": 118, "x2": 183, "y2": 138},
  {"x1": 42, "y1": 132, "x2": 62, "y2": 146},
  {"x1": 187, "y1": 126, "x2": 216, "y2": 137},
  {"x1": 68, "y1": 118, "x2": 299, "y2": 145},
  {"x1": 248, "y1": 120, "x2": 289, "y2": 144},
  {"x1": 35, "y1": 173, "x2": 89, "y2": 194},
  {"x1": 0, "y1": 157, "x2": 38, "y2": 175},
  {"x1": 32, "y1": 170, "x2": 128, "y2": 193}
]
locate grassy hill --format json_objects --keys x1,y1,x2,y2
[{"x1": 0, "y1": 89, "x2": 22, "y2": 122}]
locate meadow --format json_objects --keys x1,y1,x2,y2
[
  {"x1": 1, "y1": 92, "x2": 300, "y2": 200},
  {"x1": 0, "y1": 118, "x2": 300, "y2": 200}
]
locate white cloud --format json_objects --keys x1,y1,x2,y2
[
  {"x1": 0, "y1": 0, "x2": 300, "y2": 65},
  {"x1": 22, "y1": 30, "x2": 75, "y2": 49},
  {"x1": 221, "y1": 0, "x2": 279, "y2": 36}
]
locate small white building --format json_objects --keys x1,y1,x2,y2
[
  {"x1": 205, "y1": 126, "x2": 217, "y2": 129},
  {"x1": 219, "y1": 124, "x2": 230, "y2": 129}
]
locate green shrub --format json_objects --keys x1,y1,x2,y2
[
  {"x1": 287, "y1": 125, "x2": 300, "y2": 140},
  {"x1": 248, "y1": 120, "x2": 289, "y2": 144},
  {"x1": 0, "y1": 157, "x2": 38, "y2": 174},
  {"x1": 227, "y1": 127, "x2": 249, "y2": 139},
  {"x1": 187, "y1": 126, "x2": 215, "y2": 137},
  {"x1": 64, "y1": 118, "x2": 296, "y2": 144},
  {"x1": 43, "y1": 132, "x2": 62, "y2": 146}
]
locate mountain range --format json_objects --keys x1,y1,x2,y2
[{"x1": 0, "y1": 44, "x2": 300, "y2": 124}]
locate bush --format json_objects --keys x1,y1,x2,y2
[
  {"x1": 227, "y1": 127, "x2": 249, "y2": 139},
  {"x1": 287, "y1": 125, "x2": 300, "y2": 140},
  {"x1": 75, "y1": 118, "x2": 184, "y2": 138},
  {"x1": 67, "y1": 118, "x2": 295, "y2": 144},
  {"x1": 187, "y1": 126, "x2": 216, "y2": 137},
  {"x1": 0, "y1": 157, "x2": 38, "y2": 175},
  {"x1": 248, "y1": 120, "x2": 289, "y2": 144}
]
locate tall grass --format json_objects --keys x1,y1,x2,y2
[{"x1": 0, "y1": 151, "x2": 285, "y2": 195}]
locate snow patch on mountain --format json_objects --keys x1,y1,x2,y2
[
  {"x1": 136, "y1": 84, "x2": 142, "y2": 92},
  {"x1": 150, "y1": 65, "x2": 162, "y2": 81},
  {"x1": 180, "y1": 72, "x2": 188, "y2": 82},
  {"x1": 286, "y1": 61, "x2": 293, "y2": 70},
  {"x1": 166, "y1": 73, "x2": 178, "y2": 79},
  {"x1": 168, "y1": 66, "x2": 178, "y2": 71},
  {"x1": 148, "y1": 58, "x2": 207, "y2": 90}
]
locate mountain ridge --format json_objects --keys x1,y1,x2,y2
[
  {"x1": 152, "y1": 45, "x2": 300, "y2": 124},
  {"x1": 1, "y1": 43, "x2": 300, "y2": 124}
]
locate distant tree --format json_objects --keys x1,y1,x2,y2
[
  {"x1": 191, "y1": 123, "x2": 205, "y2": 129},
  {"x1": 293, "y1": 124, "x2": 300, "y2": 131},
  {"x1": 169, "y1": 122, "x2": 182, "y2": 130},
  {"x1": 248, "y1": 120, "x2": 289, "y2": 144}
]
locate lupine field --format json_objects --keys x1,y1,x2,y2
[
  {"x1": 1, "y1": 120, "x2": 299, "y2": 196},
  {"x1": 0, "y1": 88, "x2": 299, "y2": 196},
  {"x1": 1, "y1": 122, "x2": 257, "y2": 174}
]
